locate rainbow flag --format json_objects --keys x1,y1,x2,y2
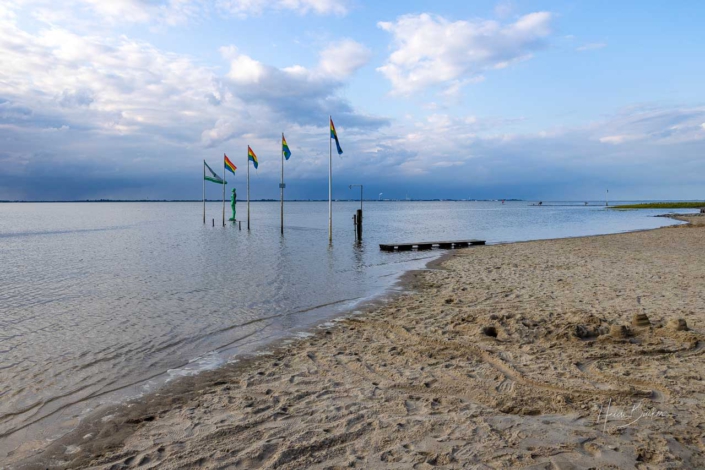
[
  {"x1": 224, "y1": 154, "x2": 237, "y2": 174},
  {"x1": 248, "y1": 146, "x2": 258, "y2": 169},
  {"x1": 282, "y1": 134, "x2": 291, "y2": 160},
  {"x1": 330, "y1": 117, "x2": 343, "y2": 155}
]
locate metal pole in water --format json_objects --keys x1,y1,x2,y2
[
  {"x1": 281, "y1": 132, "x2": 284, "y2": 235},
  {"x1": 222, "y1": 157, "x2": 226, "y2": 227},
  {"x1": 328, "y1": 116, "x2": 332, "y2": 244},
  {"x1": 203, "y1": 160, "x2": 206, "y2": 224}
]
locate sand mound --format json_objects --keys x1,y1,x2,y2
[{"x1": 632, "y1": 312, "x2": 651, "y2": 328}]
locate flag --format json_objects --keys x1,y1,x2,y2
[
  {"x1": 248, "y1": 146, "x2": 258, "y2": 169},
  {"x1": 224, "y1": 154, "x2": 237, "y2": 174},
  {"x1": 204, "y1": 161, "x2": 226, "y2": 184},
  {"x1": 330, "y1": 117, "x2": 343, "y2": 155},
  {"x1": 282, "y1": 134, "x2": 291, "y2": 160}
]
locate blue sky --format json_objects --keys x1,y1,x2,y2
[{"x1": 1, "y1": 0, "x2": 704, "y2": 201}]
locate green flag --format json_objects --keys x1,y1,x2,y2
[{"x1": 204, "y1": 161, "x2": 226, "y2": 184}]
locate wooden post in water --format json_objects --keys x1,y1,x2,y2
[
  {"x1": 212, "y1": 218, "x2": 214, "y2": 227},
  {"x1": 349, "y1": 184, "x2": 363, "y2": 241},
  {"x1": 356, "y1": 208, "x2": 362, "y2": 241}
]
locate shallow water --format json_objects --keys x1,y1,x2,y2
[{"x1": 0, "y1": 201, "x2": 691, "y2": 457}]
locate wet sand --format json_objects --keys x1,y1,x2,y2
[{"x1": 14, "y1": 215, "x2": 705, "y2": 469}]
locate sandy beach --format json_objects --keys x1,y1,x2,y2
[{"x1": 15, "y1": 215, "x2": 705, "y2": 469}]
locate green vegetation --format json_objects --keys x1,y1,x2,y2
[{"x1": 611, "y1": 202, "x2": 705, "y2": 209}]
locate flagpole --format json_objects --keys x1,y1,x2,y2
[
  {"x1": 222, "y1": 156, "x2": 226, "y2": 227},
  {"x1": 247, "y1": 148, "x2": 250, "y2": 231},
  {"x1": 328, "y1": 116, "x2": 332, "y2": 244},
  {"x1": 281, "y1": 133, "x2": 284, "y2": 235},
  {"x1": 203, "y1": 160, "x2": 206, "y2": 224}
]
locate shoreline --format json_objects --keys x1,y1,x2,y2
[
  {"x1": 0, "y1": 251, "x2": 439, "y2": 465},
  {"x1": 11, "y1": 215, "x2": 705, "y2": 468},
  {"x1": 2, "y1": 252, "x2": 442, "y2": 467}
]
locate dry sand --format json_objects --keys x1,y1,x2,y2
[{"x1": 14, "y1": 215, "x2": 705, "y2": 469}]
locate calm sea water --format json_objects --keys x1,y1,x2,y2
[{"x1": 0, "y1": 201, "x2": 691, "y2": 458}]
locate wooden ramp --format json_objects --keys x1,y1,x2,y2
[{"x1": 380, "y1": 239, "x2": 485, "y2": 252}]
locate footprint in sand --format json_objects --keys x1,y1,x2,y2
[{"x1": 497, "y1": 379, "x2": 515, "y2": 393}]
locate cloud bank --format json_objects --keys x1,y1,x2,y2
[
  {"x1": 1, "y1": 3, "x2": 704, "y2": 201},
  {"x1": 377, "y1": 12, "x2": 552, "y2": 95}
]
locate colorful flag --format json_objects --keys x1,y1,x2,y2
[
  {"x1": 248, "y1": 146, "x2": 258, "y2": 169},
  {"x1": 204, "y1": 161, "x2": 226, "y2": 184},
  {"x1": 330, "y1": 117, "x2": 343, "y2": 155},
  {"x1": 282, "y1": 134, "x2": 291, "y2": 160},
  {"x1": 224, "y1": 154, "x2": 237, "y2": 174}
]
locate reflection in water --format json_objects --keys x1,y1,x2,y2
[{"x1": 0, "y1": 201, "x2": 688, "y2": 457}]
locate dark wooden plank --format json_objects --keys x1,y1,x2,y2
[{"x1": 379, "y1": 239, "x2": 486, "y2": 252}]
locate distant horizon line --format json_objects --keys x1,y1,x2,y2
[{"x1": 2, "y1": 199, "x2": 701, "y2": 204}]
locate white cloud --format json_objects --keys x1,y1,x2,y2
[
  {"x1": 577, "y1": 42, "x2": 607, "y2": 52},
  {"x1": 0, "y1": 9, "x2": 382, "y2": 177},
  {"x1": 201, "y1": 118, "x2": 241, "y2": 147},
  {"x1": 11, "y1": 0, "x2": 202, "y2": 26},
  {"x1": 362, "y1": 106, "x2": 705, "y2": 186},
  {"x1": 318, "y1": 40, "x2": 371, "y2": 80},
  {"x1": 74, "y1": 0, "x2": 155, "y2": 22},
  {"x1": 377, "y1": 12, "x2": 553, "y2": 96},
  {"x1": 599, "y1": 134, "x2": 643, "y2": 145},
  {"x1": 222, "y1": 48, "x2": 268, "y2": 84},
  {"x1": 593, "y1": 107, "x2": 705, "y2": 146},
  {"x1": 10, "y1": 0, "x2": 344, "y2": 28},
  {"x1": 0, "y1": 17, "x2": 217, "y2": 137},
  {"x1": 215, "y1": 0, "x2": 348, "y2": 17},
  {"x1": 221, "y1": 39, "x2": 369, "y2": 85},
  {"x1": 208, "y1": 39, "x2": 379, "y2": 146}
]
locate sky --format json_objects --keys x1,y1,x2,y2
[{"x1": 1, "y1": 0, "x2": 704, "y2": 201}]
